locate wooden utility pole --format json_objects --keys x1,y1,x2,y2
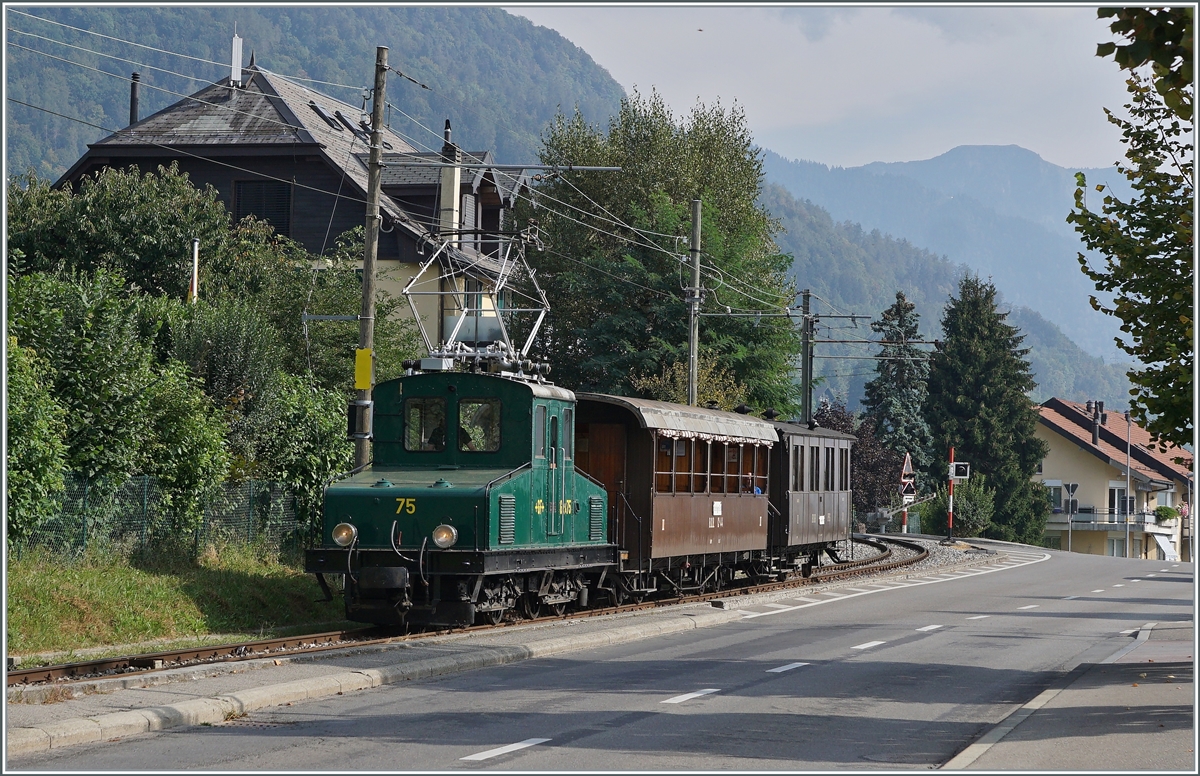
[
  {"x1": 354, "y1": 46, "x2": 388, "y2": 467},
  {"x1": 687, "y1": 199, "x2": 702, "y2": 406}
]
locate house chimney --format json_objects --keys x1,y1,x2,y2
[
  {"x1": 231, "y1": 33, "x2": 243, "y2": 88},
  {"x1": 129, "y1": 72, "x2": 140, "y2": 126},
  {"x1": 438, "y1": 119, "x2": 462, "y2": 243}
]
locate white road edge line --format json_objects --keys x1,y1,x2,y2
[
  {"x1": 461, "y1": 738, "x2": 551, "y2": 761},
  {"x1": 916, "y1": 624, "x2": 943, "y2": 631},
  {"x1": 851, "y1": 641, "x2": 886, "y2": 650},
  {"x1": 662, "y1": 688, "x2": 720, "y2": 704},
  {"x1": 741, "y1": 552, "x2": 1050, "y2": 620},
  {"x1": 941, "y1": 688, "x2": 1061, "y2": 769},
  {"x1": 1101, "y1": 623, "x2": 1157, "y2": 664},
  {"x1": 766, "y1": 662, "x2": 810, "y2": 673}
]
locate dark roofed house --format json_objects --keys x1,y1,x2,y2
[
  {"x1": 59, "y1": 54, "x2": 530, "y2": 346},
  {"x1": 1035, "y1": 397, "x2": 1192, "y2": 561}
]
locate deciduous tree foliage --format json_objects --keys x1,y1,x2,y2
[
  {"x1": 922, "y1": 275, "x2": 1049, "y2": 545},
  {"x1": 6, "y1": 167, "x2": 421, "y2": 542},
  {"x1": 1096, "y1": 7, "x2": 1193, "y2": 121},
  {"x1": 861, "y1": 291, "x2": 932, "y2": 484},
  {"x1": 1069, "y1": 62, "x2": 1193, "y2": 448},
  {"x1": 514, "y1": 91, "x2": 801, "y2": 413}
]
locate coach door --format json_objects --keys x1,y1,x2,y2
[{"x1": 578, "y1": 423, "x2": 626, "y2": 544}]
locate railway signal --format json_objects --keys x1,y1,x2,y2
[{"x1": 899, "y1": 452, "x2": 916, "y2": 531}]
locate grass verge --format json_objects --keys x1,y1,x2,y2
[{"x1": 6, "y1": 541, "x2": 351, "y2": 658}]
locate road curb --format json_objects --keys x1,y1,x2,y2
[{"x1": 6, "y1": 606, "x2": 742, "y2": 758}]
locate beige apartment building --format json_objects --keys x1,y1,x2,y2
[{"x1": 1036, "y1": 398, "x2": 1192, "y2": 561}]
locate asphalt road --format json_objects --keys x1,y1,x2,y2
[{"x1": 17, "y1": 544, "x2": 1193, "y2": 770}]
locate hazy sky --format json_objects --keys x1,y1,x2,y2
[{"x1": 505, "y1": 3, "x2": 1132, "y2": 169}]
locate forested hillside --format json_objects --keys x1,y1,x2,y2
[
  {"x1": 762, "y1": 147, "x2": 1130, "y2": 363},
  {"x1": 761, "y1": 183, "x2": 1134, "y2": 409},
  {"x1": 5, "y1": 6, "x2": 625, "y2": 176}
]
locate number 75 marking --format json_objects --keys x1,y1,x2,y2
[{"x1": 395, "y1": 498, "x2": 417, "y2": 514}]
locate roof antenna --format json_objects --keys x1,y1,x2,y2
[{"x1": 231, "y1": 27, "x2": 243, "y2": 88}]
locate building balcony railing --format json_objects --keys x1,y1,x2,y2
[{"x1": 1046, "y1": 509, "x2": 1170, "y2": 531}]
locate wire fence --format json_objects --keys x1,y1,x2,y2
[{"x1": 12, "y1": 474, "x2": 308, "y2": 559}]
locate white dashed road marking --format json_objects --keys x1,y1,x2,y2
[
  {"x1": 1063, "y1": 595, "x2": 1080, "y2": 600},
  {"x1": 1017, "y1": 605, "x2": 1039, "y2": 610},
  {"x1": 852, "y1": 641, "x2": 886, "y2": 650},
  {"x1": 916, "y1": 624, "x2": 943, "y2": 632},
  {"x1": 461, "y1": 738, "x2": 551, "y2": 761},
  {"x1": 1131, "y1": 579, "x2": 1141, "y2": 583},
  {"x1": 739, "y1": 549, "x2": 1050, "y2": 620},
  {"x1": 1146, "y1": 574, "x2": 1157, "y2": 577},
  {"x1": 766, "y1": 662, "x2": 810, "y2": 673},
  {"x1": 966, "y1": 615, "x2": 991, "y2": 620},
  {"x1": 1113, "y1": 584, "x2": 1124, "y2": 587},
  {"x1": 1120, "y1": 629, "x2": 1136, "y2": 635},
  {"x1": 1092, "y1": 589, "x2": 1105, "y2": 593},
  {"x1": 662, "y1": 689, "x2": 720, "y2": 704}
]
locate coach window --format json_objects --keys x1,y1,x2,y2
[
  {"x1": 810, "y1": 445, "x2": 820, "y2": 492},
  {"x1": 839, "y1": 447, "x2": 850, "y2": 491},
  {"x1": 656, "y1": 435, "x2": 674, "y2": 493},
  {"x1": 534, "y1": 405, "x2": 547, "y2": 459},
  {"x1": 693, "y1": 440, "x2": 710, "y2": 493},
  {"x1": 674, "y1": 439, "x2": 692, "y2": 493},
  {"x1": 825, "y1": 447, "x2": 835, "y2": 492},
  {"x1": 405, "y1": 397, "x2": 446, "y2": 452},
  {"x1": 754, "y1": 444, "x2": 769, "y2": 494},
  {"x1": 711, "y1": 442, "x2": 727, "y2": 493},
  {"x1": 458, "y1": 399, "x2": 501, "y2": 452},
  {"x1": 792, "y1": 444, "x2": 803, "y2": 492},
  {"x1": 739, "y1": 444, "x2": 758, "y2": 493}
]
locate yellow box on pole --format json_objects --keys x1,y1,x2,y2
[{"x1": 354, "y1": 348, "x2": 374, "y2": 390}]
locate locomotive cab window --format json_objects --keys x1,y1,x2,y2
[
  {"x1": 458, "y1": 399, "x2": 501, "y2": 452},
  {"x1": 405, "y1": 397, "x2": 446, "y2": 452},
  {"x1": 564, "y1": 409, "x2": 574, "y2": 459},
  {"x1": 534, "y1": 405, "x2": 547, "y2": 458}
]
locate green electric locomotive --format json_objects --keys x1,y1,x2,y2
[{"x1": 305, "y1": 370, "x2": 614, "y2": 628}]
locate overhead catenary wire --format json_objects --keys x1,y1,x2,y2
[{"x1": 11, "y1": 24, "x2": 794, "y2": 315}]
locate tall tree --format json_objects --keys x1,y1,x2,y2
[
  {"x1": 1067, "y1": 9, "x2": 1193, "y2": 449},
  {"x1": 922, "y1": 275, "x2": 1049, "y2": 544},
  {"x1": 512, "y1": 91, "x2": 801, "y2": 413},
  {"x1": 861, "y1": 291, "x2": 932, "y2": 484}
]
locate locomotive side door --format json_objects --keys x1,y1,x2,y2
[{"x1": 547, "y1": 412, "x2": 563, "y2": 538}]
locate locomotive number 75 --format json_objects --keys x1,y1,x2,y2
[{"x1": 395, "y1": 498, "x2": 417, "y2": 514}]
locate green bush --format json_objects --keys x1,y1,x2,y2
[
  {"x1": 1154, "y1": 505, "x2": 1179, "y2": 522},
  {"x1": 5, "y1": 340, "x2": 68, "y2": 547},
  {"x1": 918, "y1": 473, "x2": 996, "y2": 538}
]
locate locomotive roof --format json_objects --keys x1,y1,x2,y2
[
  {"x1": 576, "y1": 394, "x2": 778, "y2": 444},
  {"x1": 765, "y1": 419, "x2": 857, "y2": 442}
]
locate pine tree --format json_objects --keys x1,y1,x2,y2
[
  {"x1": 922, "y1": 275, "x2": 1049, "y2": 544},
  {"x1": 861, "y1": 291, "x2": 932, "y2": 484}
]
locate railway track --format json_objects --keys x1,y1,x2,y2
[{"x1": 8, "y1": 535, "x2": 928, "y2": 689}]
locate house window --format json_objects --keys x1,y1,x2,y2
[
  {"x1": 235, "y1": 180, "x2": 291, "y2": 237},
  {"x1": 1036, "y1": 459, "x2": 1043, "y2": 474},
  {"x1": 1047, "y1": 485, "x2": 1063, "y2": 512}
]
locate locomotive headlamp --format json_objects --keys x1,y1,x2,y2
[
  {"x1": 431, "y1": 524, "x2": 458, "y2": 549},
  {"x1": 332, "y1": 522, "x2": 358, "y2": 547}
]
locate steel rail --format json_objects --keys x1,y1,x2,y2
[{"x1": 8, "y1": 536, "x2": 929, "y2": 688}]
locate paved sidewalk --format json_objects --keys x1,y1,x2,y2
[{"x1": 946, "y1": 620, "x2": 1196, "y2": 771}]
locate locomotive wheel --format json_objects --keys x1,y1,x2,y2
[
  {"x1": 477, "y1": 608, "x2": 504, "y2": 626},
  {"x1": 519, "y1": 595, "x2": 541, "y2": 620},
  {"x1": 549, "y1": 602, "x2": 568, "y2": 617}
]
